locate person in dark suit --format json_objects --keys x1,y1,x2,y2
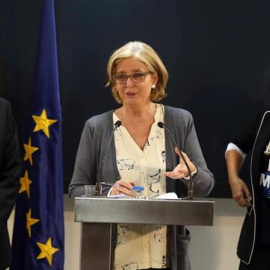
[
  {"x1": 225, "y1": 106, "x2": 270, "y2": 269},
  {"x1": 0, "y1": 97, "x2": 21, "y2": 270}
]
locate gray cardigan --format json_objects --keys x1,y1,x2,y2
[{"x1": 69, "y1": 105, "x2": 214, "y2": 270}]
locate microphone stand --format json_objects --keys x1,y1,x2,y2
[
  {"x1": 183, "y1": 179, "x2": 195, "y2": 200},
  {"x1": 94, "y1": 182, "x2": 102, "y2": 196},
  {"x1": 176, "y1": 146, "x2": 196, "y2": 200},
  {"x1": 94, "y1": 120, "x2": 122, "y2": 196},
  {"x1": 157, "y1": 122, "x2": 196, "y2": 200}
]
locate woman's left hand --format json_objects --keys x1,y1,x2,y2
[{"x1": 164, "y1": 147, "x2": 196, "y2": 179}]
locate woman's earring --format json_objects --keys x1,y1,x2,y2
[{"x1": 151, "y1": 84, "x2": 156, "y2": 89}]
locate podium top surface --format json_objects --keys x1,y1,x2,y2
[{"x1": 74, "y1": 197, "x2": 215, "y2": 226}]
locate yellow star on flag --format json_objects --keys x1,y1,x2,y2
[
  {"x1": 19, "y1": 170, "x2": 32, "y2": 198},
  {"x1": 36, "y1": 237, "x2": 60, "y2": 266},
  {"x1": 26, "y1": 209, "x2": 39, "y2": 237},
  {"x1": 32, "y1": 109, "x2": 57, "y2": 138},
  {"x1": 23, "y1": 137, "x2": 39, "y2": 166}
]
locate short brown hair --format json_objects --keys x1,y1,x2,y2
[{"x1": 106, "y1": 41, "x2": 168, "y2": 104}]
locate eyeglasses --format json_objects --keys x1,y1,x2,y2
[{"x1": 113, "y1": 71, "x2": 152, "y2": 85}]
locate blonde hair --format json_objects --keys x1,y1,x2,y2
[{"x1": 106, "y1": 41, "x2": 168, "y2": 104}]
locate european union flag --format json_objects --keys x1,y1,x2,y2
[{"x1": 10, "y1": 0, "x2": 65, "y2": 269}]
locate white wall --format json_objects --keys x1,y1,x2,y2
[
  {"x1": 8, "y1": 196, "x2": 245, "y2": 270},
  {"x1": 189, "y1": 198, "x2": 245, "y2": 270}
]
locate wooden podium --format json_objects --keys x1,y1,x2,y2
[{"x1": 74, "y1": 196, "x2": 215, "y2": 270}]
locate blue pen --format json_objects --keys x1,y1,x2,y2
[
  {"x1": 100, "y1": 182, "x2": 144, "y2": 192},
  {"x1": 131, "y1": 186, "x2": 144, "y2": 192}
]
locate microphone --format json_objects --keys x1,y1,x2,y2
[
  {"x1": 95, "y1": 120, "x2": 122, "y2": 196},
  {"x1": 157, "y1": 121, "x2": 195, "y2": 200}
]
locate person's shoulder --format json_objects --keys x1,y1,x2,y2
[
  {"x1": 251, "y1": 105, "x2": 270, "y2": 123},
  {"x1": 261, "y1": 105, "x2": 270, "y2": 115},
  {"x1": 85, "y1": 110, "x2": 113, "y2": 127},
  {"x1": 0, "y1": 97, "x2": 10, "y2": 107},
  {"x1": 0, "y1": 97, "x2": 12, "y2": 116},
  {"x1": 164, "y1": 105, "x2": 193, "y2": 119},
  {"x1": 164, "y1": 105, "x2": 194, "y2": 129}
]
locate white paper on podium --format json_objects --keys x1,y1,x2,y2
[
  {"x1": 108, "y1": 194, "x2": 130, "y2": 198},
  {"x1": 108, "y1": 192, "x2": 178, "y2": 199},
  {"x1": 155, "y1": 192, "x2": 178, "y2": 199}
]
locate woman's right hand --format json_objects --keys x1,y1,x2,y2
[
  {"x1": 229, "y1": 177, "x2": 252, "y2": 207},
  {"x1": 110, "y1": 179, "x2": 135, "y2": 197}
]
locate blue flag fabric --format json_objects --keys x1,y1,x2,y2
[{"x1": 10, "y1": 0, "x2": 65, "y2": 269}]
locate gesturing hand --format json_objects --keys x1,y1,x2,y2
[{"x1": 164, "y1": 147, "x2": 196, "y2": 179}]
